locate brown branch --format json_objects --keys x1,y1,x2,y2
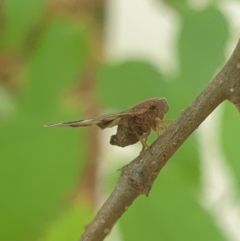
[{"x1": 79, "y1": 39, "x2": 240, "y2": 241}]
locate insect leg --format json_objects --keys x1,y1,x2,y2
[
  {"x1": 138, "y1": 131, "x2": 154, "y2": 155},
  {"x1": 140, "y1": 137, "x2": 149, "y2": 153},
  {"x1": 155, "y1": 118, "x2": 172, "y2": 136}
]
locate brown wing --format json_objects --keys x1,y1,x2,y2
[
  {"x1": 44, "y1": 110, "x2": 140, "y2": 129},
  {"x1": 43, "y1": 99, "x2": 165, "y2": 129}
]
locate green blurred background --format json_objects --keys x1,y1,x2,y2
[{"x1": 0, "y1": 0, "x2": 240, "y2": 241}]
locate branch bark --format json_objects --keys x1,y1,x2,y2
[{"x1": 79, "y1": 39, "x2": 240, "y2": 241}]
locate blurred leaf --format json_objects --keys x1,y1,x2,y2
[
  {"x1": 169, "y1": 135, "x2": 200, "y2": 187},
  {"x1": 177, "y1": 6, "x2": 229, "y2": 106},
  {"x1": 4, "y1": 0, "x2": 48, "y2": 48},
  {"x1": 98, "y1": 60, "x2": 169, "y2": 110},
  {"x1": 221, "y1": 102, "x2": 240, "y2": 190},
  {"x1": 120, "y1": 162, "x2": 227, "y2": 241},
  {"x1": 0, "y1": 20, "x2": 88, "y2": 241},
  {"x1": 42, "y1": 203, "x2": 93, "y2": 241},
  {"x1": 22, "y1": 20, "x2": 88, "y2": 115},
  {"x1": 159, "y1": 6, "x2": 229, "y2": 122},
  {"x1": 162, "y1": 0, "x2": 189, "y2": 12}
]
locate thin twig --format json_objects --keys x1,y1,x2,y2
[{"x1": 79, "y1": 39, "x2": 240, "y2": 241}]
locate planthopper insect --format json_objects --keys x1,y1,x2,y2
[{"x1": 44, "y1": 98, "x2": 171, "y2": 153}]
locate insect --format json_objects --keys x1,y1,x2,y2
[{"x1": 44, "y1": 98, "x2": 171, "y2": 153}]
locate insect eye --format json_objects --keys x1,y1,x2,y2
[{"x1": 149, "y1": 104, "x2": 156, "y2": 110}]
